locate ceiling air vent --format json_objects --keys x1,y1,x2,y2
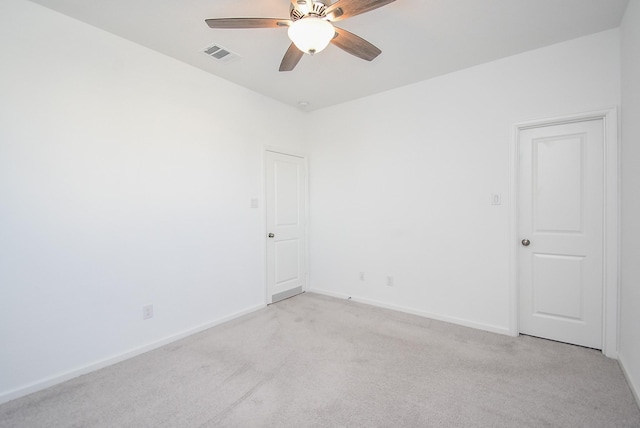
[{"x1": 202, "y1": 44, "x2": 240, "y2": 63}]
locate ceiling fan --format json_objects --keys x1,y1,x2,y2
[{"x1": 205, "y1": 0, "x2": 396, "y2": 71}]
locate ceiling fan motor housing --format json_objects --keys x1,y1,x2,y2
[{"x1": 290, "y1": 1, "x2": 329, "y2": 21}]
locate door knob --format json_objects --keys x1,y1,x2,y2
[
  {"x1": 268, "y1": 233, "x2": 275, "y2": 238},
  {"x1": 521, "y1": 239, "x2": 530, "y2": 247}
]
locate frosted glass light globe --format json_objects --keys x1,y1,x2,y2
[{"x1": 288, "y1": 17, "x2": 335, "y2": 55}]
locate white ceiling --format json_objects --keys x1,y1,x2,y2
[{"x1": 29, "y1": 0, "x2": 629, "y2": 111}]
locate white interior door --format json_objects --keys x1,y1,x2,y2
[
  {"x1": 265, "y1": 151, "x2": 306, "y2": 304},
  {"x1": 518, "y1": 119, "x2": 604, "y2": 349}
]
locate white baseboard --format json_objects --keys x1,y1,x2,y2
[
  {"x1": 618, "y1": 355, "x2": 640, "y2": 409},
  {"x1": 308, "y1": 288, "x2": 511, "y2": 336},
  {"x1": 0, "y1": 303, "x2": 266, "y2": 405}
]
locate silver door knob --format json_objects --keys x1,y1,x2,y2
[
  {"x1": 268, "y1": 233, "x2": 275, "y2": 238},
  {"x1": 521, "y1": 239, "x2": 530, "y2": 247}
]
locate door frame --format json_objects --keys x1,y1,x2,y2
[
  {"x1": 509, "y1": 108, "x2": 619, "y2": 357},
  {"x1": 263, "y1": 146, "x2": 310, "y2": 304}
]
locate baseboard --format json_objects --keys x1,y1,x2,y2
[
  {"x1": 308, "y1": 288, "x2": 511, "y2": 336},
  {"x1": 618, "y1": 355, "x2": 640, "y2": 410},
  {"x1": 0, "y1": 303, "x2": 266, "y2": 405}
]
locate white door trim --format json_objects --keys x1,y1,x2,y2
[
  {"x1": 509, "y1": 108, "x2": 619, "y2": 357},
  {"x1": 263, "y1": 146, "x2": 310, "y2": 304}
]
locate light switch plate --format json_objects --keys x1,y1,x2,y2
[{"x1": 491, "y1": 193, "x2": 502, "y2": 205}]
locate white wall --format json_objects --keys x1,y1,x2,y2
[
  {"x1": 0, "y1": 0, "x2": 305, "y2": 402},
  {"x1": 620, "y1": 0, "x2": 640, "y2": 403},
  {"x1": 307, "y1": 30, "x2": 621, "y2": 334}
]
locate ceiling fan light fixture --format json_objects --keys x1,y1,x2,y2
[{"x1": 288, "y1": 17, "x2": 335, "y2": 55}]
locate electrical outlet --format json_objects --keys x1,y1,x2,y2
[
  {"x1": 386, "y1": 276, "x2": 394, "y2": 287},
  {"x1": 359, "y1": 272, "x2": 365, "y2": 281},
  {"x1": 143, "y1": 304, "x2": 153, "y2": 320}
]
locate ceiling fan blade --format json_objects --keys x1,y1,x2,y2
[
  {"x1": 331, "y1": 27, "x2": 381, "y2": 61},
  {"x1": 326, "y1": 0, "x2": 396, "y2": 21},
  {"x1": 279, "y1": 43, "x2": 304, "y2": 71},
  {"x1": 205, "y1": 18, "x2": 291, "y2": 29}
]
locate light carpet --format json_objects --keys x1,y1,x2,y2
[{"x1": 1, "y1": 292, "x2": 639, "y2": 427}]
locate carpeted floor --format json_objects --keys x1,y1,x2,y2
[{"x1": 1, "y1": 292, "x2": 639, "y2": 427}]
